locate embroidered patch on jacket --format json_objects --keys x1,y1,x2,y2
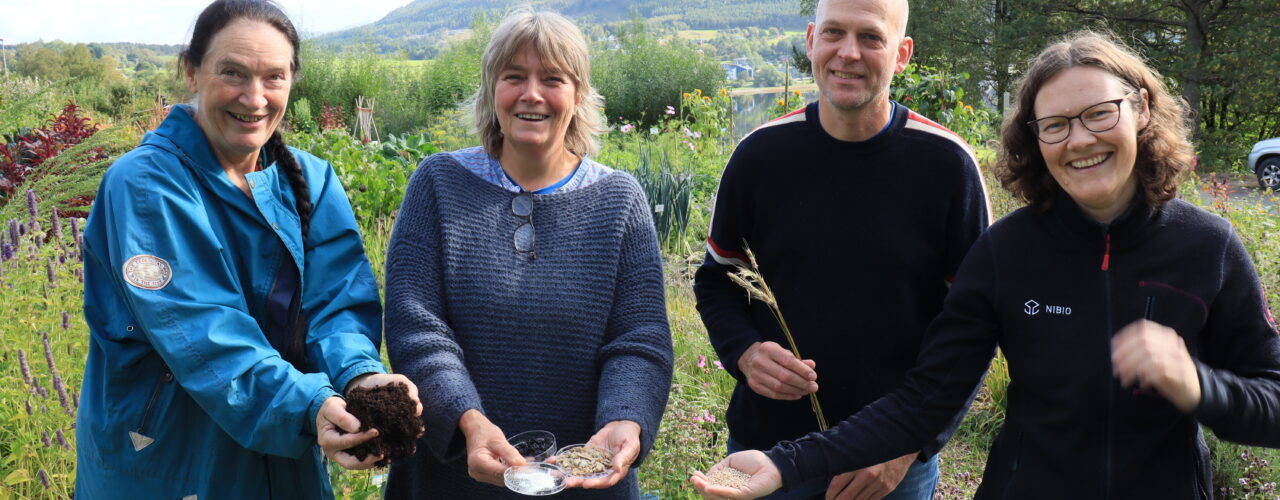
[
  {"x1": 128, "y1": 430, "x2": 155, "y2": 451},
  {"x1": 123, "y1": 255, "x2": 172, "y2": 290}
]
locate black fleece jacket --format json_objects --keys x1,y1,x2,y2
[{"x1": 766, "y1": 193, "x2": 1280, "y2": 500}]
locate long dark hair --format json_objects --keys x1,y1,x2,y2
[{"x1": 182, "y1": 0, "x2": 314, "y2": 367}]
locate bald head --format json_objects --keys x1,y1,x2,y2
[{"x1": 815, "y1": 0, "x2": 909, "y2": 38}]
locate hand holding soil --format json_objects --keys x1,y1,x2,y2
[
  {"x1": 342, "y1": 381, "x2": 425, "y2": 467},
  {"x1": 316, "y1": 397, "x2": 382, "y2": 470}
]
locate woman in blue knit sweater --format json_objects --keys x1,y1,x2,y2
[{"x1": 383, "y1": 10, "x2": 674, "y2": 499}]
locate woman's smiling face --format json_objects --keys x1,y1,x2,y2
[
  {"x1": 1033, "y1": 65, "x2": 1150, "y2": 223},
  {"x1": 185, "y1": 18, "x2": 294, "y2": 167},
  {"x1": 494, "y1": 45, "x2": 580, "y2": 156}
]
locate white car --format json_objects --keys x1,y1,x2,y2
[{"x1": 1249, "y1": 137, "x2": 1280, "y2": 190}]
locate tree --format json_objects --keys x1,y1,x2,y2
[
  {"x1": 799, "y1": 0, "x2": 1280, "y2": 169},
  {"x1": 593, "y1": 15, "x2": 725, "y2": 126},
  {"x1": 754, "y1": 62, "x2": 784, "y2": 87},
  {"x1": 14, "y1": 45, "x2": 68, "y2": 80}
]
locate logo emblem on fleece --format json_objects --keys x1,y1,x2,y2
[
  {"x1": 1024, "y1": 299, "x2": 1072, "y2": 316},
  {"x1": 123, "y1": 255, "x2": 172, "y2": 290}
]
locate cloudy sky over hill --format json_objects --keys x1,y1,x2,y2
[{"x1": 3, "y1": 0, "x2": 411, "y2": 44}]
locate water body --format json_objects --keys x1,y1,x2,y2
[{"x1": 730, "y1": 89, "x2": 820, "y2": 140}]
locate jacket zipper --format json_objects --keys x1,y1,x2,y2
[
  {"x1": 136, "y1": 366, "x2": 173, "y2": 435},
  {"x1": 1101, "y1": 228, "x2": 1114, "y2": 500}
]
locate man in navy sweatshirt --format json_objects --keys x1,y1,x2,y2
[{"x1": 693, "y1": 0, "x2": 991, "y2": 498}]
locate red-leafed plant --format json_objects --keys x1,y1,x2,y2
[
  {"x1": 0, "y1": 102, "x2": 104, "y2": 200},
  {"x1": 319, "y1": 103, "x2": 347, "y2": 131}
]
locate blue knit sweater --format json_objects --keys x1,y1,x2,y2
[{"x1": 384, "y1": 152, "x2": 674, "y2": 499}]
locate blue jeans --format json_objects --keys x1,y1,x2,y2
[{"x1": 726, "y1": 437, "x2": 939, "y2": 500}]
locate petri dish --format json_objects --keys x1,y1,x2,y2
[
  {"x1": 553, "y1": 444, "x2": 615, "y2": 479},
  {"x1": 507, "y1": 430, "x2": 557, "y2": 463},
  {"x1": 504, "y1": 463, "x2": 567, "y2": 496}
]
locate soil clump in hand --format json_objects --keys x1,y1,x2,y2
[{"x1": 343, "y1": 382, "x2": 422, "y2": 467}]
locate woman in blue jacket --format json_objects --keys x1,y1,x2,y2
[
  {"x1": 694, "y1": 31, "x2": 1280, "y2": 500},
  {"x1": 75, "y1": 1, "x2": 419, "y2": 498}
]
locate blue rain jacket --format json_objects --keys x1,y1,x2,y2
[{"x1": 76, "y1": 105, "x2": 385, "y2": 499}]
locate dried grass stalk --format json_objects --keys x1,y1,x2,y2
[{"x1": 727, "y1": 245, "x2": 828, "y2": 430}]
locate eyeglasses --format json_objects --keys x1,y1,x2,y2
[
  {"x1": 1027, "y1": 91, "x2": 1136, "y2": 144},
  {"x1": 512, "y1": 193, "x2": 536, "y2": 260}
]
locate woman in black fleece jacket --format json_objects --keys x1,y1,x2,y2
[{"x1": 694, "y1": 31, "x2": 1280, "y2": 500}]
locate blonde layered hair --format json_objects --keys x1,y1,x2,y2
[
  {"x1": 997, "y1": 31, "x2": 1194, "y2": 211},
  {"x1": 472, "y1": 9, "x2": 606, "y2": 158}
]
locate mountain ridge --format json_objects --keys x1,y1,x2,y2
[{"x1": 316, "y1": 0, "x2": 807, "y2": 56}]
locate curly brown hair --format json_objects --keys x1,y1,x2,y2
[{"x1": 996, "y1": 31, "x2": 1194, "y2": 212}]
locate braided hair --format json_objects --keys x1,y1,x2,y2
[{"x1": 183, "y1": 0, "x2": 313, "y2": 367}]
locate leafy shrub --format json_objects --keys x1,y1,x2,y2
[
  {"x1": 890, "y1": 64, "x2": 996, "y2": 147},
  {"x1": 1195, "y1": 127, "x2": 1250, "y2": 174},
  {"x1": 292, "y1": 17, "x2": 491, "y2": 138},
  {"x1": 414, "y1": 18, "x2": 490, "y2": 115},
  {"x1": 289, "y1": 97, "x2": 317, "y2": 134},
  {"x1": 287, "y1": 130, "x2": 436, "y2": 231},
  {"x1": 418, "y1": 108, "x2": 479, "y2": 154},
  {"x1": 593, "y1": 16, "x2": 726, "y2": 127},
  {"x1": 0, "y1": 75, "x2": 68, "y2": 132}
]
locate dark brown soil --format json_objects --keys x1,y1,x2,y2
[{"x1": 343, "y1": 382, "x2": 423, "y2": 467}]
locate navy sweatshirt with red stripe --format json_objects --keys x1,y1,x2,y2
[
  {"x1": 765, "y1": 192, "x2": 1280, "y2": 499},
  {"x1": 694, "y1": 101, "x2": 991, "y2": 458}
]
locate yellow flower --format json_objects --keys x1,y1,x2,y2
[
  {"x1": 719, "y1": 88, "x2": 728, "y2": 96},
  {"x1": 703, "y1": 96, "x2": 712, "y2": 103},
  {"x1": 957, "y1": 100, "x2": 964, "y2": 107},
  {"x1": 776, "y1": 99, "x2": 785, "y2": 106},
  {"x1": 683, "y1": 93, "x2": 692, "y2": 99},
  {"x1": 793, "y1": 90, "x2": 802, "y2": 97}
]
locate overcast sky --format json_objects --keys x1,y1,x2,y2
[{"x1": 1, "y1": 0, "x2": 412, "y2": 45}]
